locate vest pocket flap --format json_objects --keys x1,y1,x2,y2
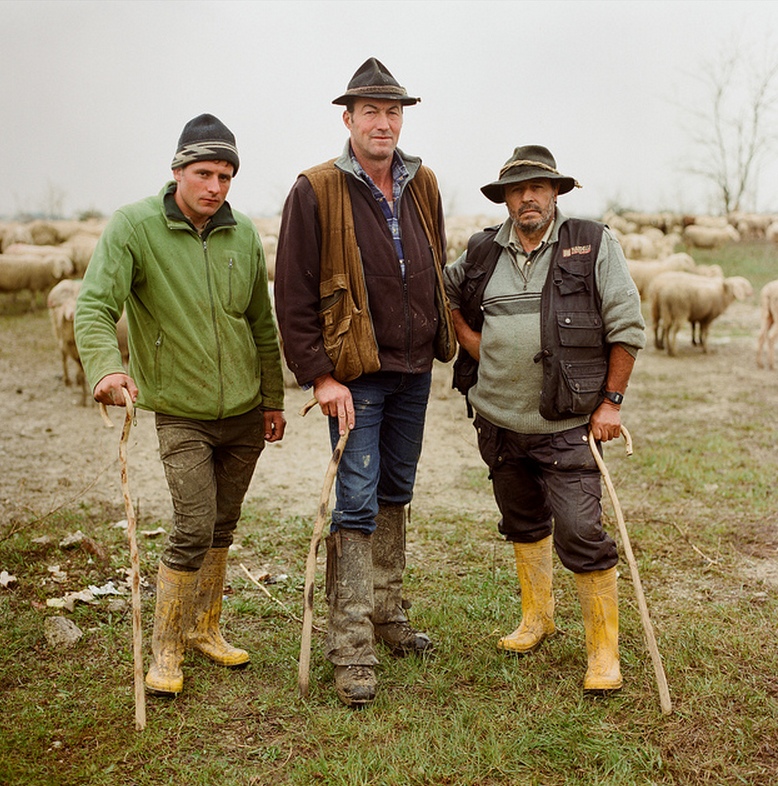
[
  {"x1": 560, "y1": 358, "x2": 607, "y2": 394},
  {"x1": 555, "y1": 258, "x2": 591, "y2": 294},
  {"x1": 319, "y1": 288, "x2": 347, "y2": 319},
  {"x1": 556, "y1": 311, "x2": 603, "y2": 347}
]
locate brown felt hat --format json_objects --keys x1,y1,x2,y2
[
  {"x1": 332, "y1": 57, "x2": 420, "y2": 106},
  {"x1": 480, "y1": 145, "x2": 580, "y2": 204}
]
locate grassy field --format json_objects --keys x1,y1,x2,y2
[{"x1": 2, "y1": 240, "x2": 778, "y2": 785}]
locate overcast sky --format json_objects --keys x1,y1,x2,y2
[{"x1": 3, "y1": 0, "x2": 778, "y2": 222}]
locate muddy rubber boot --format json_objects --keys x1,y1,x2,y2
[
  {"x1": 372, "y1": 504, "x2": 433, "y2": 656},
  {"x1": 187, "y1": 547, "x2": 249, "y2": 667},
  {"x1": 325, "y1": 530, "x2": 378, "y2": 708},
  {"x1": 145, "y1": 562, "x2": 198, "y2": 695},
  {"x1": 575, "y1": 566, "x2": 622, "y2": 692},
  {"x1": 498, "y1": 535, "x2": 556, "y2": 654}
]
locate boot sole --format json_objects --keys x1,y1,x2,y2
[
  {"x1": 190, "y1": 649, "x2": 250, "y2": 668},
  {"x1": 336, "y1": 690, "x2": 376, "y2": 708},
  {"x1": 377, "y1": 640, "x2": 435, "y2": 658},
  {"x1": 145, "y1": 684, "x2": 182, "y2": 696},
  {"x1": 584, "y1": 684, "x2": 623, "y2": 694}
]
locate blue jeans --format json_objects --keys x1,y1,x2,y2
[{"x1": 328, "y1": 371, "x2": 432, "y2": 534}]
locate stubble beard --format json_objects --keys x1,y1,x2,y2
[{"x1": 511, "y1": 201, "x2": 555, "y2": 235}]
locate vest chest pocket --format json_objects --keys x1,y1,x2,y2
[{"x1": 556, "y1": 311, "x2": 603, "y2": 347}]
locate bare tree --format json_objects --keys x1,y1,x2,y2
[
  {"x1": 41, "y1": 180, "x2": 67, "y2": 220},
  {"x1": 685, "y1": 36, "x2": 778, "y2": 215}
]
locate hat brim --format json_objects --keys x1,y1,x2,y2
[
  {"x1": 481, "y1": 171, "x2": 577, "y2": 203},
  {"x1": 332, "y1": 91, "x2": 420, "y2": 106}
]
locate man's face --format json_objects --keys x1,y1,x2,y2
[
  {"x1": 343, "y1": 98, "x2": 403, "y2": 165},
  {"x1": 173, "y1": 160, "x2": 234, "y2": 228},
  {"x1": 505, "y1": 178, "x2": 559, "y2": 235}
]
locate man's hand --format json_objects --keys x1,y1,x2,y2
[
  {"x1": 589, "y1": 400, "x2": 622, "y2": 442},
  {"x1": 93, "y1": 373, "x2": 139, "y2": 407},
  {"x1": 263, "y1": 410, "x2": 286, "y2": 443},
  {"x1": 313, "y1": 373, "x2": 355, "y2": 434}
]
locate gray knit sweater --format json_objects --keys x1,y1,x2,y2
[{"x1": 443, "y1": 210, "x2": 645, "y2": 434}]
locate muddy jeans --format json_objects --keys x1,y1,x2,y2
[
  {"x1": 156, "y1": 405, "x2": 266, "y2": 571},
  {"x1": 474, "y1": 415, "x2": 617, "y2": 573}
]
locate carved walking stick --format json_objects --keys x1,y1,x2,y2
[
  {"x1": 588, "y1": 426, "x2": 672, "y2": 715},
  {"x1": 110, "y1": 391, "x2": 146, "y2": 730},
  {"x1": 297, "y1": 397, "x2": 349, "y2": 698}
]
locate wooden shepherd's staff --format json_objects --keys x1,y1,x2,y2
[
  {"x1": 103, "y1": 392, "x2": 146, "y2": 730},
  {"x1": 297, "y1": 398, "x2": 350, "y2": 698},
  {"x1": 588, "y1": 426, "x2": 672, "y2": 715}
]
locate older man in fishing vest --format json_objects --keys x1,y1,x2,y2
[{"x1": 444, "y1": 145, "x2": 645, "y2": 692}]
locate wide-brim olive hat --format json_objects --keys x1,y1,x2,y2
[
  {"x1": 332, "y1": 57, "x2": 420, "y2": 106},
  {"x1": 480, "y1": 145, "x2": 579, "y2": 204}
]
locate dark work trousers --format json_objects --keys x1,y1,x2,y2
[
  {"x1": 156, "y1": 405, "x2": 266, "y2": 571},
  {"x1": 474, "y1": 415, "x2": 617, "y2": 573}
]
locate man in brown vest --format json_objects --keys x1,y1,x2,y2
[{"x1": 274, "y1": 58, "x2": 453, "y2": 707}]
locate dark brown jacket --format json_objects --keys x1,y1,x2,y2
[{"x1": 274, "y1": 145, "x2": 448, "y2": 386}]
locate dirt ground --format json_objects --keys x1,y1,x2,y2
[
  {"x1": 0, "y1": 308, "x2": 486, "y2": 531},
  {"x1": 1, "y1": 297, "x2": 776, "y2": 593}
]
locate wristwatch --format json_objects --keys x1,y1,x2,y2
[{"x1": 602, "y1": 390, "x2": 624, "y2": 406}]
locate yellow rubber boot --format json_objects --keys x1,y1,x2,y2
[
  {"x1": 145, "y1": 562, "x2": 198, "y2": 695},
  {"x1": 187, "y1": 548, "x2": 249, "y2": 667},
  {"x1": 498, "y1": 535, "x2": 555, "y2": 653},
  {"x1": 575, "y1": 566, "x2": 622, "y2": 691}
]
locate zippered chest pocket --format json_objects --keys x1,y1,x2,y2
[{"x1": 214, "y1": 251, "x2": 254, "y2": 314}]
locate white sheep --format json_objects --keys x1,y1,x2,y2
[
  {"x1": 731, "y1": 212, "x2": 776, "y2": 240},
  {"x1": 47, "y1": 279, "x2": 129, "y2": 405},
  {"x1": 756, "y1": 280, "x2": 778, "y2": 370},
  {"x1": 649, "y1": 271, "x2": 753, "y2": 356},
  {"x1": 0, "y1": 253, "x2": 75, "y2": 303},
  {"x1": 60, "y1": 232, "x2": 99, "y2": 276},
  {"x1": 620, "y1": 232, "x2": 657, "y2": 260},
  {"x1": 628, "y1": 252, "x2": 697, "y2": 300},
  {"x1": 47, "y1": 280, "x2": 89, "y2": 404},
  {"x1": 3, "y1": 242, "x2": 74, "y2": 267},
  {"x1": 682, "y1": 223, "x2": 740, "y2": 249}
]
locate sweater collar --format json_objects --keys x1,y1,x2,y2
[
  {"x1": 162, "y1": 181, "x2": 237, "y2": 236},
  {"x1": 334, "y1": 140, "x2": 422, "y2": 180}
]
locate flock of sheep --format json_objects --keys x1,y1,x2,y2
[
  {"x1": 599, "y1": 209, "x2": 778, "y2": 365},
  {"x1": 2, "y1": 208, "x2": 778, "y2": 408}
]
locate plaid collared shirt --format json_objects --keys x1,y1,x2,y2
[{"x1": 351, "y1": 150, "x2": 409, "y2": 277}]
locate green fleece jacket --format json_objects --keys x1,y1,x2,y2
[{"x1": 75, "y1": 182, "x2": 284, "y2": 420}]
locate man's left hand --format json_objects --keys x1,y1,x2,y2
[
  {"x1": 264, "y1": 410, "x2": 286, "y2": 443},
  {"x1": 589, "y1": 401, "x2": 622, "y2": 442}
]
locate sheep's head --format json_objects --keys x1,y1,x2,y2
[{"x1": 724, "y1": 276, "x2": 754, "y2": 301}]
